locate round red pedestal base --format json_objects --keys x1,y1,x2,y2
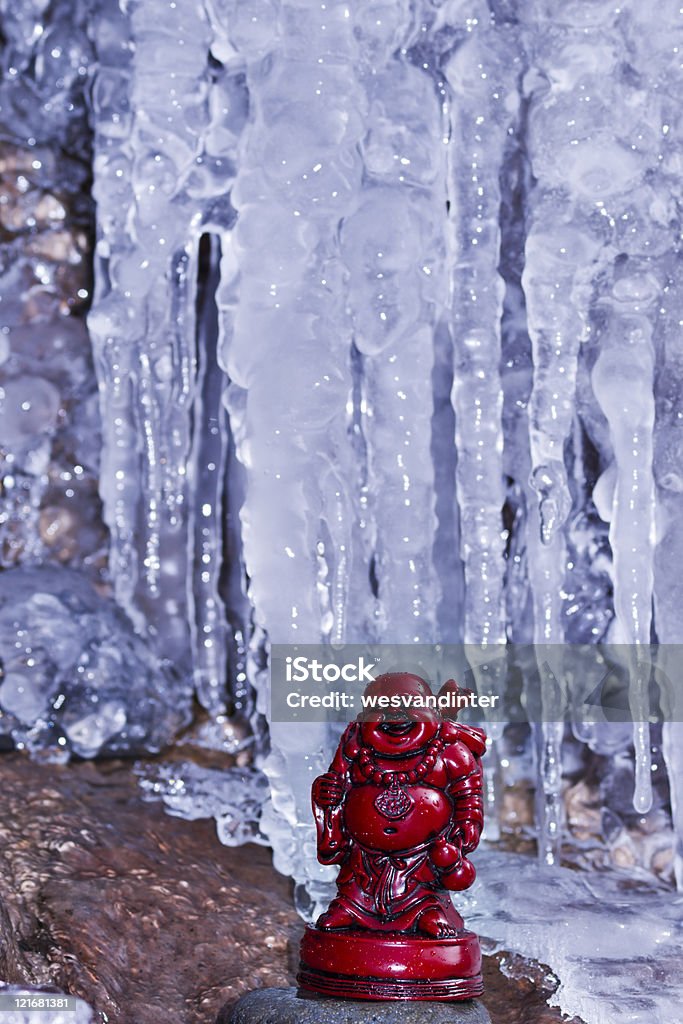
[{"x1": 298, "y1": 926, "x2": 483, "y2": 1001}]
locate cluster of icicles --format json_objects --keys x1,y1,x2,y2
[{"x1": 6, "y1": 0, "x2": 683, "y2": 909}]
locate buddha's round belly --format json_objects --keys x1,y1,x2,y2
[{"x1": 344, "y1": 784, "x2": 453, "y2": 853}]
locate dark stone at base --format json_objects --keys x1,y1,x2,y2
[{"x1": 222, "y1": 987, "x2": 492, "y2": 1024}]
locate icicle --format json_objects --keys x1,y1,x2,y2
[
  {"x1": 340, "y1": 189, "x2": 443, "y2": 643},
  {"x1": 442, "y1": 7, "x2": 517, "y2": 648},
  {"x1": 88, "y1": 0, "x2": 145, "y2": 625},
  {"x1": 518, "y1": 6, "x2": 598, "y2": 864},
  {"x1": 651, "y1": 257, "x2": 683, "y2": 887},
  {"x1": 518, "y1": 0, "x2": 659, "y2": 857},
  {"x1": 527, "y1": 521, "x2": 567, "y2": 865},
  {"x1": 216, "y1": 0, "x2": 366, "y2": 909},
  {"x1": 523, "y1": 196, "x2": 599, "y2": 546},
  {"x1": 592, "y1": 295, "x2": 657, "y2": 814},
  {"x1": 655, "y1": 322, "x2": 683, "y2": 883},
  {"x1": 431, "y1": 321, "x2": 466, "y2": 643},
  {"x1": 522, "y1": 189, "x2": 592, "y2": 863},
  {"x1": 652, "y1": 315, "x2": 683, "y2": 661},
  {"x1": 219, "y1": 43, "x2": 363, "y2": 641},
  {"x1": 334, "y1": 13, "x2": 447, "y2": 645},
  {"x1": 626, "y1": 0, "x2": 683, "y2": 883},
  {"x1": 439, "y1": 6, "x2": 522, "y2": 840},
  {"x1": 72, "y1": 0, "x2": 683, "y2": 906},
  {"x1": 186, "y1": 235, "x2": 230, "y2": 716},
  {"x1": 592, "y1": 312, "x2": 656, "y2": 647}
]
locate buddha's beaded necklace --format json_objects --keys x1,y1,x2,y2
[{"x1": 357, "y1": 733, "x2": 444, "y2": 787}]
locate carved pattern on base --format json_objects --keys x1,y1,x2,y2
[{"x1": 296, "y1": 968, "x2": 484, "y2": 1001}]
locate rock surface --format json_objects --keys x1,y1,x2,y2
[
  {"x1": 0, "y1": 754, "x2": 298, "y2": 1024},
  {"x1": 0, "y1": 754, "x2": 582, "y2": 1024},
  {"x1": 223, "y1": 989, "x2": 491, "y2": 1024}
]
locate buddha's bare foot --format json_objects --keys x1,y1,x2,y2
[
  {"x1": 416, "y1": 907, "x2": 458, "y2": 939},
  {"x1": 317, "y1": 901, "x2": 356, "y2": 930}
]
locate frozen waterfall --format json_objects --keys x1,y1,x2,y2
[{"x1": 2, "y1": 0, "x2": 683, "y2": 1020}]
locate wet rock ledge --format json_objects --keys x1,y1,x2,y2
[
  {"x1": 0, "y1": 754, "x2": 297, "y2": 1023},
  {"x1": 0, "y1": 754, "x2": 581, "y2": 1024}
]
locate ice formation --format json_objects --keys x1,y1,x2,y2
[
  {"x1": 87, "y1": 0, "x2": 238, "y2": 708},
  {"x1": 0, "y1": 567, "x2": 191, "y2": 758},
  {"x1": 137, "y1": 760, "x2": 270, "y2": 846},
  {"x1": 463, "y1": 848, "x2": 683, "y2": 1024},
  {"x1": 2, "y1": 0, "x2": 683, "y2": 1015}
]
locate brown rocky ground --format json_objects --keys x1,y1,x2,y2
[{"x1": 0, "y1": 754, "x2": 581, "y2": 1024}]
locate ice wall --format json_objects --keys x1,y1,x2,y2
[{"x1": 3, "y1": 0, "x2": 683, "y2": 930}]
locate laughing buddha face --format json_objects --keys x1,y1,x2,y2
[{"x1": 358, "y1": 672, "x2": 440, "y2": 756}]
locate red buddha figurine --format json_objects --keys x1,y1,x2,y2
[{"x1": 298, "y1": 671, "x2": 487, "y2": 1001}]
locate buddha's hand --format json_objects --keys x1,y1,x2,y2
[
  {"x1": 453, "y1": 821, "x2": 481, "y2": 854},
  {"x1": 312, "y1": 772, "x2": 345, "y2": 807}
]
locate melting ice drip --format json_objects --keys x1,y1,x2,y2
[{"x1": 3, "y1": 0, "x2": 683, "y2": 928}]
